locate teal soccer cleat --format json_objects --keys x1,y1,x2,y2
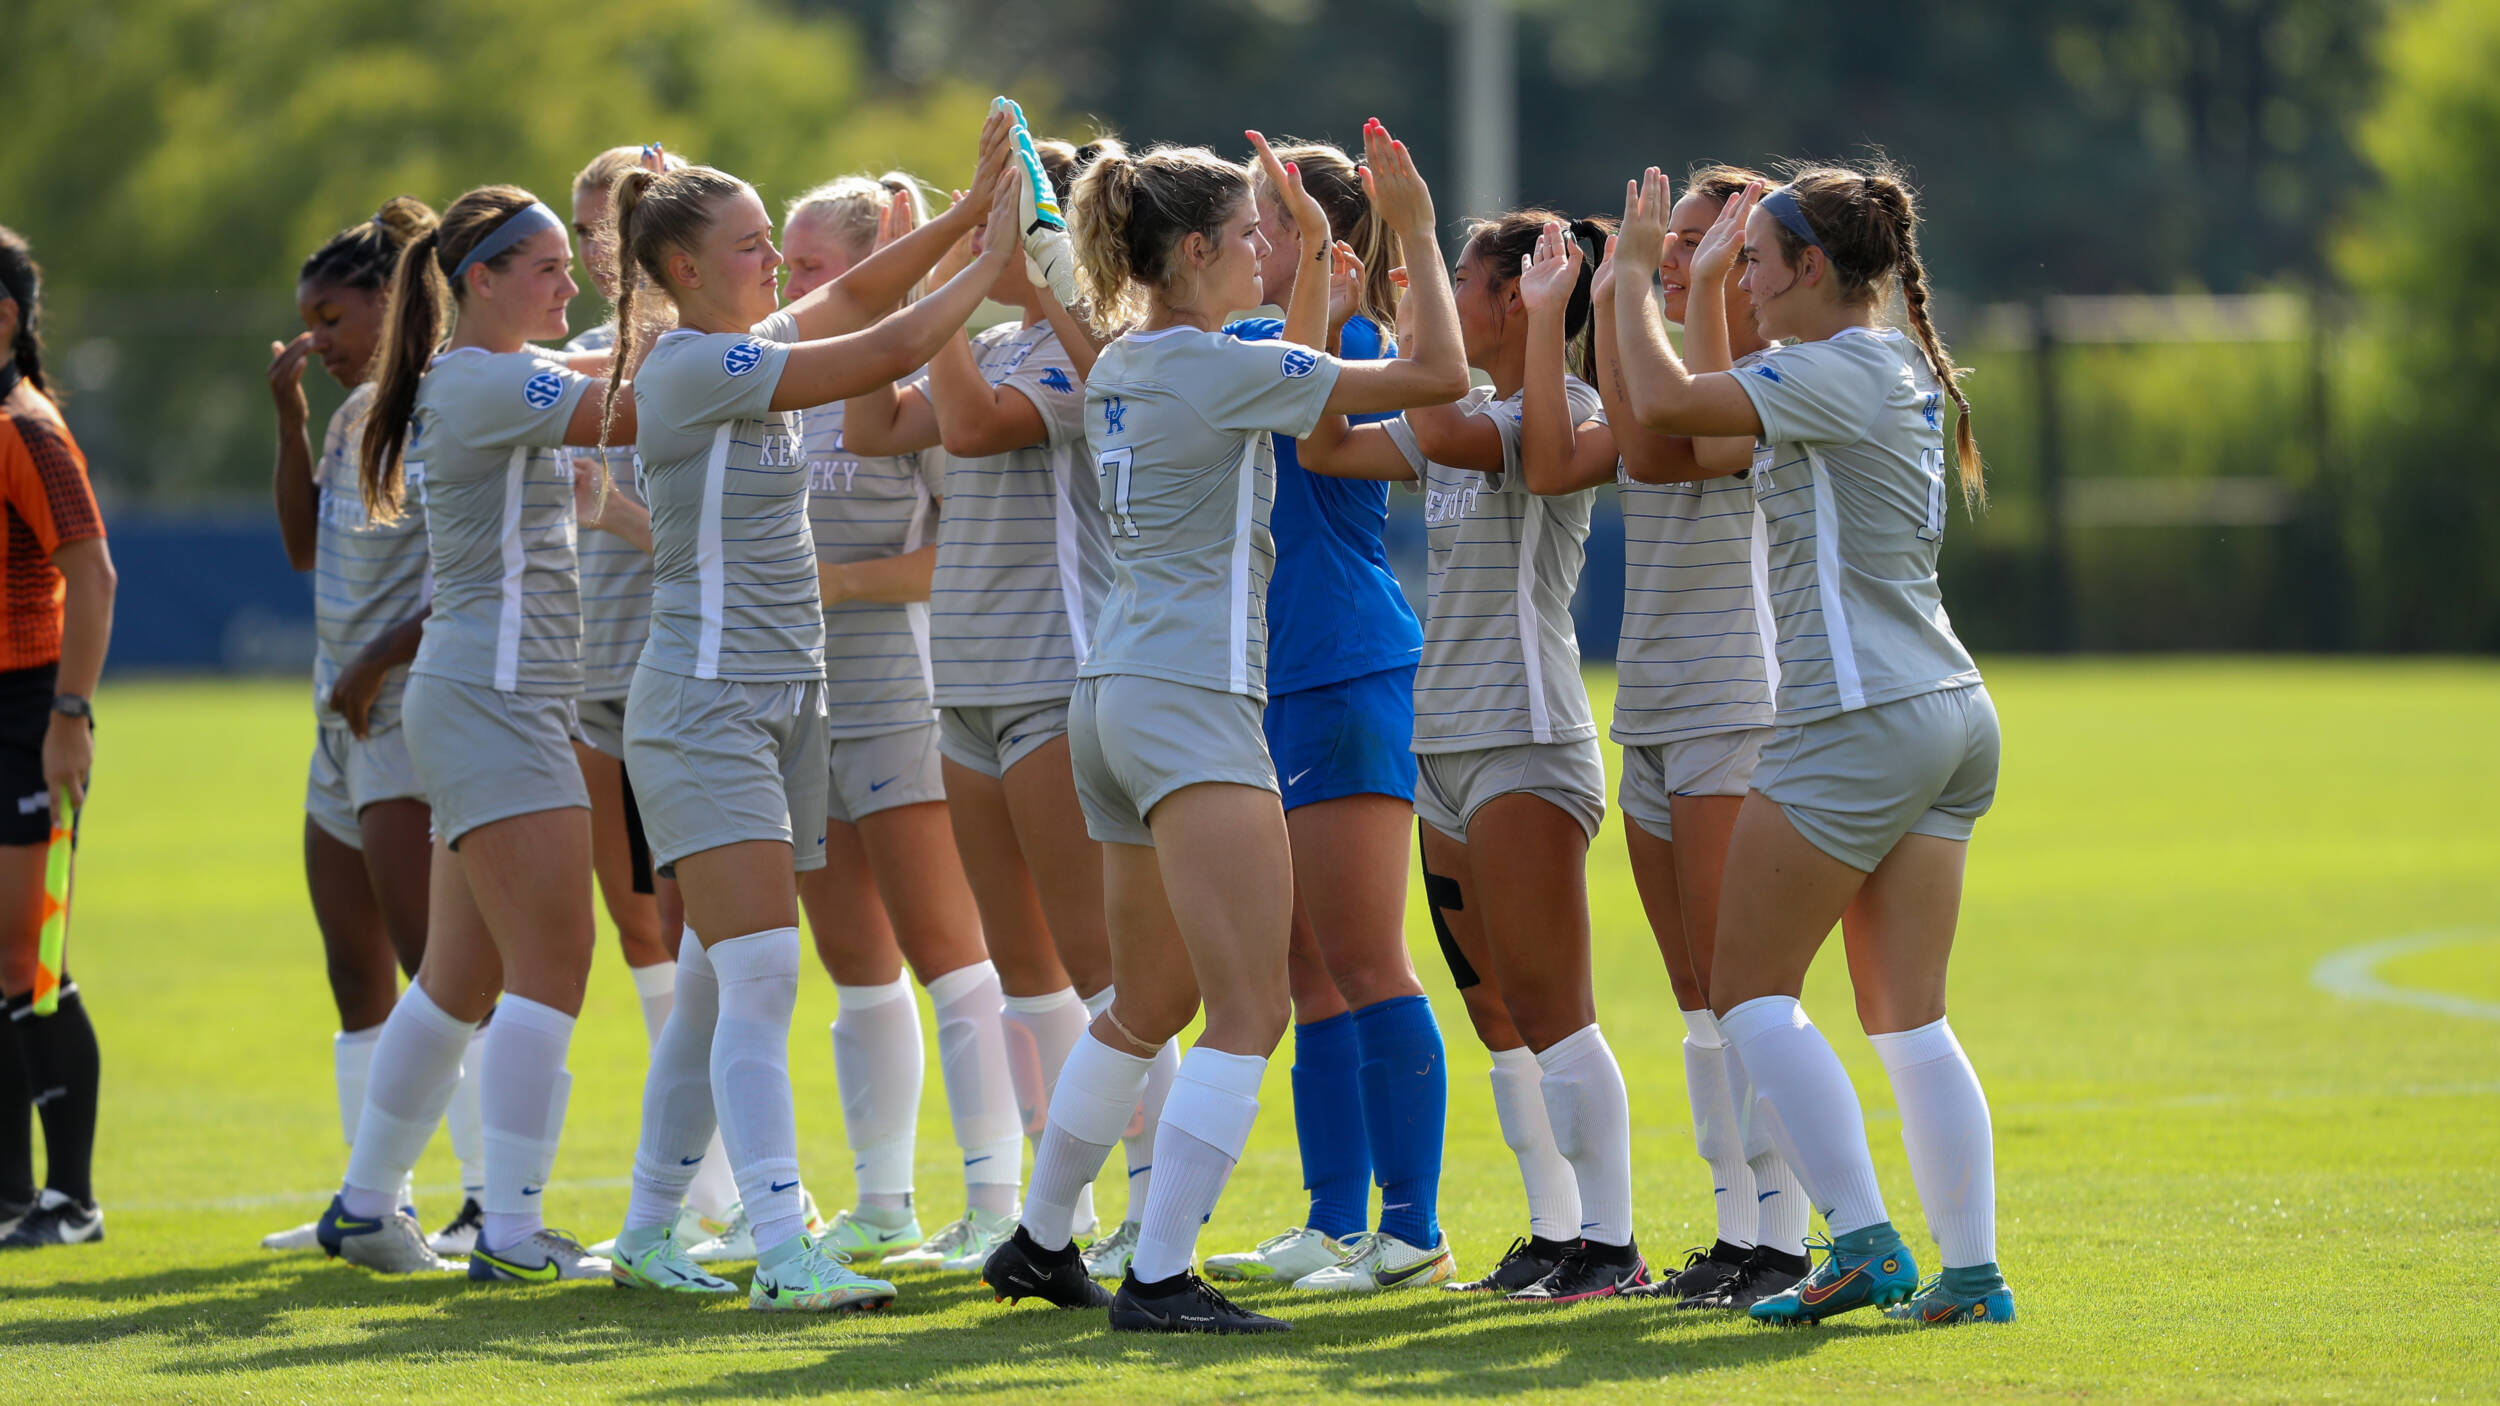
[
  {"x1": 1885, "y1": 1275, "x2": 2017, "y2": 1326},
  {"x1": 1748, "y1": 1231, "x2": 1919, "y2": 1325}
]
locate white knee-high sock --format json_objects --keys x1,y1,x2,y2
[
  {"x1": 624, "y1": 932, "x2": 721, "y2": 1232},
  {"x1": 342, "y1": 985, "x2": 477, "y2": 1218},
  {"x1": 1124, "y1": 1038, "x2": 1179, "y2": 1226},
  {"x1": 479, "y1": 995, "x2": 576, "y2": 1249},
  {"x1": 1008, "y1": 987, "x2": 1094, "y2": 1230},
  {"x1": 1536, "y1": 1024, "x2": 1634, "y2": 1248},
  {"x1": 444, "y1": 1026, "x2": 487, "y2": 1197},
  {"x1": 335, "y1": 1026, "x2": 380, "y2": 1146},
  {"x1": 833, "y1": 975, "x2": 923, "y2": 1213},
  {"x1": 670, "y1": 927, "x2": 739, "y2": 1222},
  {"x1": 1487, "y1": 1046, "x2": 1580, "y2": 1243},
  {"x1": 927, "y1": 961, "x2": 1023, "y2": 1216},
  {"x1": 1129, "y1": 1047, "x2": 1265, "y2": 1284},
  {"x1": 710, "y1": 928, "x2": 807, "y2": 1254},
  {"x1": 1725, "y1": 1041, "x2": 1810, "y2": 1257},
  {"x1": 631, "y1": 960, "x2": 676, "y2": 1045},
  {"x1": 1682, "y1": 1009, "x2": 1756, "y2": 1248},
  {"x1": 1721, "y1": 995, "x2": 1888, "y2": 1237},
  {"x1": 1020, "y1": 1031, "x2": 1148, "y2": 1251},
  {"x1": 1869, "y1": 1017, "x2": 1996, "y2": 1268}
]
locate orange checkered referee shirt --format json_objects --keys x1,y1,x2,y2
[{"x1": 0, "y1": 399, "x2": 104, "y2": 673}]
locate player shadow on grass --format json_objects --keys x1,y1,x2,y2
[{"x1": 0, "y1": 1260, "x2": 1857, "y2": 1392}]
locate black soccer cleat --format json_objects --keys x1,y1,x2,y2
[
  {"x1": 1677, "y1": 1243, "x2": 1808, "y2": 1310},
  {"x1": 1442, "y1": 1234, "x2": 1573, "y2": 1293},
  {"x1": 1509, "y1": 1237, "x2": 1650, "y2": 1304},
  {"x1": 1625, "y1": 1239, "x2": 1750, "y2": 1301},
  {"x1": 0, "y1": 1191, "x2": 103, "y2": 1250},
  {"x1": 1109, "y1": 1268, "x2": 1290, "y2": 1334},
  {"x1": 984, "y1": 1225, "x2": 1112, "y2": 1309}
]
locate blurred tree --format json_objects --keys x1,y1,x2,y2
[{"x1": 2337, "y1": 0, "x2": 2500, "y2": 650}]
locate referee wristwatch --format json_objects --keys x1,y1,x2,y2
[{"x1": 51, "y1": 693, "x2": 93, "y2": 726}]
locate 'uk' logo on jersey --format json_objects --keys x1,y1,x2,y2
[
  {"x1": 723, "y1": 340, "x2": 765, "y2": 377},
  {"x1": 1280, "y1": 347, "x2": 1319, "y2": 379},
  {"x1": 1921, "y1": 390, "x2": 1942, "y2": 430},
  {"x1": 1038, "y1": 367, "x2": 1074, "y2": 394},
  {"x1": 523, "y1": 370, "x2": 565, "y2": 410},
  {"x1": 1102, "y1": 397, "x2": 1126, "y2": 436}
]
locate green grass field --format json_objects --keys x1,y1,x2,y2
[{"x1": 2, "y1": 660, "x2": 2496, "y2": 1403}]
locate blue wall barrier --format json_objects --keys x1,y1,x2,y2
[{"x1": 103, "y1": 495, "x2": 1631, "y2": 675}]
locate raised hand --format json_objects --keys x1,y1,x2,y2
[
  {"x1": 267, "y1": 333, "x2": 312, "y2": 427},
  {"x1": 1590, "y1": 233, "x2": 1620, "y2": 307},
  {"x1": 1615, "y1": 166, "x2": 1673, "y2": 275},
  {"x1": 1325, "y1": 240, "x2": 1366, "y2": 330},
  {"x1": 969, "y1": 105, "x2": 1013, "y2": 217},
  {"x1": 1359, "y1": 119, "x2": 1437, "y2": 237},
  {"x1": 979, "y1": 166, "x2": 1022, "y2": 267},
  {"x1": 1691, "y1": 180, "x2": 1761, "y2": 287},
  {"x1": 1248, "y1": 130, "x2": 1329, "y2": 242},
  {"x1": 1518, "y1": 219, "x2": 1582, "y2": 315},
  {"x1": 874, "y1": 184, "x2": 922, "y2": 253}
]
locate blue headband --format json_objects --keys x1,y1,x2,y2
[
  {"x1": 452, "y1": 202, "x2": 564, "y2": 281},
  {"x1": 1759, "y1": 186, "x2": 1825, "y2": 253}
]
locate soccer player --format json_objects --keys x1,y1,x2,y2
[
  {"x1": 774, "y1": 172, "x2": 1026, "y2": 1275},
  {"x1": 259, "y1": 199, "x2": 486, "y2": 1254},
  {"x1": 1612, "y1": 165, "x2": 2012, "y2": 1326},
  {"x1": 841, "y1": 134, "x2": 1173, "y2": 1278},
  {"x1": 1299, "y1": 211, "x2": 1649, "y2": 1304},
  {"x1": 1590, "y1": 168, "x2": 1814, "y2": 1310},
  {"x1": 980, "y1": 119, "x2": 1468, "y2": 1334},
  {"x1": 0, "y1": 226, "x2": 115, "y2": 1251},
  {"x1": 1201, "y1": 135, "x2": 1453, "y2": 1294},
  {"x1": 311, "y1": 184, "x2": 626, "y2": 1281},
  {"x1": 596, "y1": 128, "x2": 1023, "y2": 1311}
]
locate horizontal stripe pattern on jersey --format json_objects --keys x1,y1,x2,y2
[
  {"x1": 312, "y1": 381, "x2": 432, "y2": 729},
  {"x1": 635, "y1": 309, "x2": 826, "y2": 684},
  {"x1": 801, "y1": 397, "x2": 946, "y2": 737},
  {"x1": 1734, "y1": 328, "x2": 1982, "y2": 724},
  {"x1": 1080, "y1": 325, "x2": 1343, "y2": 700},
  {"x1": 1394, "y1": 380, "x2": 1601, "y2": 753},
  {"x1": 564, "y1": 323, "x2": 653, "y2": 702},
  {"x1": 405, "y1": 348, "x2": 592, "y2": 695},
  {"x1": 1224, "y1": 316, "x2": 1422, "y2": 694},
  {"x1": 1611, "y1": 347, "x2": 1777, "y2": 746},
  {"x1": 929, "y1": 322, "x2": 1106, "y2": 707}
]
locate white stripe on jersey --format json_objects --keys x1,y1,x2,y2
[
  {"x1": 1801, "y1": 446, "x2": 1865, "y2": 712},
  {"x1": 1051, "y1": 468, "x2": 1092, "y2": 664},
  {"x1": 1748, "y1": 499, "x2": 1783, "y2": 701},
  {"x1": 694, "y1": 422, "x2": 734, "y2": 678},
  {"x1": 1516, "y1": 496, "x2": 1550, "y2": 743},
  {"x1": 493, "y1": 446, "x2": 528, "y2": 692},
  {"x1": 1226, "y1": 434, "x2": 1258, "y2": 695}
]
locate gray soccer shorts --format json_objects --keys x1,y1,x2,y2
[
  {"x1": 1617, "y1": 728, "x2": 1767, "y2": 843},
  {"x1": 624, "y1": 670, "x2": 830, "y2": 875},
  {"x1": 1069, "y1": 674, "x2": 1276, "y2": 847},
  {"x1": 1414, "y1": 738, "x2": 1607, "y2": 845},
  {"x1": 936, "y1": 699, "x2": 1072, "y2": 779},
  {"x1": 401, "y1": 673, "x2": 586, "y2": 847},
  {"x1": 304, "y1": 722, "x2": 427, "y2": 849},
  {"x1": 1753, "y1": 684, "x2": 2000, "y2": 872},
  {"x1": 827, "y1": 721, "x2": 946, "y2": 825}
]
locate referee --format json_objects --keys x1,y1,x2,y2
[{"x1": 0, "y1": 225, "x2": 115, "y2": 1251}]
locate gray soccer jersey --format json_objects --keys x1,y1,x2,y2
[
  {"x1": 1734, "y1": 326, "x2": 1982, "y2": 723},
  {"x1": 404, "y1": 348, "x2": 593, "y2": 694},
  {"x1": 1391, "y1": 378, "x2": 1603, "y2": 752},
  {"x1": 634, "y1": 309, "x2": 824, "y2": 684},
  {"x1": 564, "y1": 323, "x2": 653, "y2": 702},
  {"x1": 1611, "y1": 348, "x2": 1779, "y2": 746},
  {"x1": 928, "y1": 322, "x2": 1108, "y2": 707},
  {"x1": 801, "y1": 396, "x2": 947, "y2": 736},
  {"x1": 312, "y1": 382, "x2": 432, "y2": 729}
]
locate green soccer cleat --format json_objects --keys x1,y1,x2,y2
[
  {"x1": 749, "y1": 1234, "x2": 898, "y2": 1313},
  {"x1": 1203, "y1": 1226, "x2": 1360, "y2": 1283},
  {"x1": 1886, "y1": 1275, "x2": 2017, "y2": 1327},
  {"x1": 818, "y1": 1206, "x2": 924, "y2": 1264},
  {"x1": 1748, "y1": 1230, "x2": 1920, "y2": 1325},
  {"x1": 609, "y1": 1225, "x2": 739, "y2": 1295}
]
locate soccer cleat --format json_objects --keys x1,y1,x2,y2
[
  {"x1": 685, "y1": 1188, "x2": 826, "y2": 1263},
  {"x1": 983, "y1": 1224, "x2": 1112, "y2": 1309},
  {"x1": 1623, "y1": 1240, "x2": 1750, "y2": 1302},
  {"x1": 883, "y1": 1208, "x2": 1005, "y2": 1272},
  {"x1": 1081, "y1": 1220, "x2": 1139, "y2": 1281},
  {"x1": 1885, "y1": 1276, "x2": 2017, "y2": 1327},
  {"x1": 261, "y1": 1217, "x2": 323, "y2": 1252},
  {"x1": 818, "y1": 1206, "x2": 924, "y2": 1264},
  {"x1": 468, "y1": 1228, "x2": 612, "y2": 1284},
  {"x1": 936, "y1": 1208, "x2": 1020, "y2": 1273},
  {"x1": 1672, "y1": 1244, "x2": 1808, "y2": 1311},
  {"x1": 428, "y1": 1195, "x2": 484, "y2": 1256},
  {"x1": 993, "y1": 96, "x2": 1082, "y2": 308},
  {"x1": 609, "y1": 1225, "x2": 740, "y2": 1295},
  {"x1": 1748, "y1": 1233, "x2": 1919, "y2": 1325},
  {"x1": 1509, "y1": 1239, "x2": 1651, "y2": 1305},
  {"x1": 1111, "y1": 1268, "x2": 1291, "y2": 1335},
  {"x1": 1293, "y1": 1229, "x2": 1457, "y2": 1292},
  {"x1": 0, "y1": 1190, "x2": 103, "y2": 1250},
  {"x1": 321, "y1": 1198, "x2": 457, "y2": 1274},
  {"x1": 749, "y1": 1235, "x2": 896, "y2": 1313},
  {"x1": 1443, "y1": 1234, "x2": 1573, "y2": 1293},
  {"x1": 590, "y1": 1202, "x2": 712, "y2": 1260},
  {"x1": 1202, "y1": 1225, "x2": 1359, "y2": 1284}
]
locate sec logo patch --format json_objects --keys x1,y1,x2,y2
[
  {"x1": 723, "y1": 340, "x2": 765, "y2": 377},
  {"x1": 1280, "y1": 347, "x2": 1319, "y2": 379},
  {"x1": 522, "y1": 370, "x2": 565, "y2": 410}
]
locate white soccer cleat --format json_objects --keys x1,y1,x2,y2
[
  {"x1": 609, "y1": 1224, "x2": 740, "y2": 1295},
  {"x1": 1293, "y1": 1229, "x2": 1457, "y2": 1292},
  {"x1": 883, "y1": 1207, "x2": 1006, "y2": 1272},
  {"x1": 590, "y1": 1202, "x2": 711, "y2": 1259},
  {"x1": 936, "y1": 1208, "x2": 1020, "y2": 1273},
  {"x1": 1202, "y1": 1226, "x2": 1364, "y2": 1284},
  {"x1": 1081, "y1": 1219, "x2": 1138, "y2": 1281},
  {"x1": 261, "y1": 1218, "x2": 323, "y2": 1252},
  {"x1": 750, "y1": 1235, "x2": 897, "y2": 1313},
  {"x1": 468, "y1": 1228, "x2": 612, "y2": 1283},
  {"x1": 428, "y1": 1195, "x2": 483, "y2": 1256},
  {"x1": 684, "y1": 1189, "x2": 824, "y2": 1263},
  {"x1": 335, "y1": 1207, "x2": 460, "y2": 1275}
]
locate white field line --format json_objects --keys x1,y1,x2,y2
[{"x1": 2311, "y1": 928, "x2": 2500, "y2": 1023}]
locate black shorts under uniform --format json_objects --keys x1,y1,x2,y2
[{"x1": 0, "y1": 663, "x2": 59, "y2": 847}]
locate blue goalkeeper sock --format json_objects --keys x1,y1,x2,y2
[
  {"x1": 1290, "y1": 1012, "x2": 1370, "y2": 1240},
  {"x1": 1354, "y1": 994, "x2": 1446, "y2": 1249}
]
